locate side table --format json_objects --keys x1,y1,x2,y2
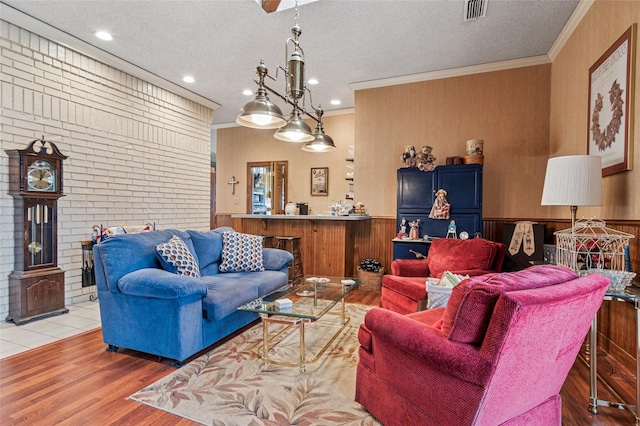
[{"x1": 589, "y1": 285, "x2": 640, "y2": 425}]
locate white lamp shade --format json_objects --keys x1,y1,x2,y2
[{"x1": 541, "y1": 155, "x2": 602, "y2": 206}]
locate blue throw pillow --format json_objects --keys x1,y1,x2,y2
[
  {"x1": 156, "y1": 235, "x2": 201, "y2": 279},
  {"x1": 219, "y1": 232, "x2": 265, "y2": 272},
  {"x1": 187, "y1": 230, "x2": 223, "y2": 273}
]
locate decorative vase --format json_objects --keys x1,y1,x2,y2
[
  {"x1": 466, "y1": 139, "x2": 484, "y2": 156},
  {"x1": 285, "y1": 202, "x2": 296, "y2": 215}
]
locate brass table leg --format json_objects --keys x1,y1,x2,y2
[
  {"x1": 300, "y1": 320, "x2": 306, "y2": 373},
  {"x1": 589, "y1": 315, "x2": 598, "y2": 414}
]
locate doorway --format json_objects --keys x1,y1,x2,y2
[{"x1": 246, "y1": 161, "x2": 288, "y2": 215}]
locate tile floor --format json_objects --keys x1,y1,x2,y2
[{"x1": 0, "y1": 300, "x2": 101, "y2": 359}]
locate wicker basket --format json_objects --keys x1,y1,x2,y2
[
  {"x1": 462, "y1": 155, "x2": 484, "y2": 165},
  {"x1": 357, "y1": 267, "x2": 384, "y2": 291}
]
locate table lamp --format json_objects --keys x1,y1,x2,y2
[{"x1": 541, "y1": 155, "x2": 603, "y2": 229}]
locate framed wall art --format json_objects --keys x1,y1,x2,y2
[
  {"x1": 588, "y1": 24, "x2": 636, "y2": 176},
  {"x1": 311, "y1": 167, "x2": 328, "y2": 196}
]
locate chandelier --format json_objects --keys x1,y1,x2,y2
[{"x1": 236, "y1": 1, "x2": 336, "y2": 152}]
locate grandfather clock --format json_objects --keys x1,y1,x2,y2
[{"x1": 5, "y1": 137, "x2": 68, "y2": 325}]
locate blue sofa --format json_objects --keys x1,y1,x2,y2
[{"x1": 93, "y1": 227, "x2": 293, "y2": 363}]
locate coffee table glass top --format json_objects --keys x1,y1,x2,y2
[{"x1": 238, "y1": 276, "x2": 361, "y2": 320}]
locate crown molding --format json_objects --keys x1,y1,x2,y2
[
  {"x1": 323, "y1": 107, "x2": 355, "y2": 117},
  {"x1": 0, "y1": 3, "x2": 220, "y2": 111},
  {"x1": 350, "y1": 55, "x2": 551, "y2": 91},
  {"x1": 548, "y1": 0, "x2": 594, "y2": 61}
]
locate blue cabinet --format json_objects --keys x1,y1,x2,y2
[{"x1": 394, "y1": 165, "x2": 483, "y2": 259}]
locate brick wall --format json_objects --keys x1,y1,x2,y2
[{"x1": 0, "y1": 21, "x2": 214, "y2": 319}]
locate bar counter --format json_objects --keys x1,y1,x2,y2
[
  {"x1": 231, "y1": 214, "x2": 371, "y2": 221},
  {"x1": 230, "y1": 214, "x2": 371, "y2": 277}
]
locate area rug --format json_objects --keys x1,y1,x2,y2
[{"x1": 129, "y1": 304, "x2": 380, "y2": 425}]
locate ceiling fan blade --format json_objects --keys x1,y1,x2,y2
[{"x1": 262, "y1": 0, "x2": 281, "y2": 13}]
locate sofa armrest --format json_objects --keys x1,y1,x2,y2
[
  {"x1": 363, "y1": 307, "x2": 492, "y2": 385},
  {"x1": 391, "y1": 259, "x2": 430, "y2": 277},
  {"x1": 117, "y1": 268, "x2": 208, "y2": 299},
  {"x1": 263, "y1": 248, "x2": 294, "y2": 271}
]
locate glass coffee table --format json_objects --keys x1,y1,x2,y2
[{"x1": 238, "y1": 276, "x2": 361, "y2": 372}]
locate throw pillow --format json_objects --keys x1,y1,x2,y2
[
  {"x1": 155, "y1": 235, "x2": 201, "y2": 279},
  {"x1": 219, "y1": 231, "x2": 265, "y2": 272},
  {"x1": 427, "y1": 238, "x2": 498, "y2": 278},
  {"x1": 441, "y1": 265, "x2": 577, "y2": 345}
]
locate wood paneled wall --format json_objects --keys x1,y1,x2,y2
[
  {"x1": 217, "y1": 214, "x2": 639, "y2": 275},
  {"x1": 481, "y1": 218, "x2": 640, "y2": 274}
]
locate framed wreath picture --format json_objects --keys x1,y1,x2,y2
[
  {"x1": 588, "y1": 24, "x2": 636, "y2": 176},
  {"x1": 311, "y1": 167, "x2": 328, "y2": 196}
]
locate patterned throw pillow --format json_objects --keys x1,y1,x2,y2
[
  {"x1": 219, "y1": 232, "x2": 265, "y2": 272},
  {"x1": 155, "y1": 235, "x2": 201, "y2": 279}
]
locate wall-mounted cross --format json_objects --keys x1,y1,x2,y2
[{"x1": 228, "y1": 176, "x2": 239, "y2": 194}]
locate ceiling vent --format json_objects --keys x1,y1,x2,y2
[{"x1": 464, "y1": 0, "x2": 487, "y2": 21}]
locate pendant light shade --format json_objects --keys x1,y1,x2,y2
[
  {"x1": 236, "y1": 88, "x2": 286, "y2": 129},
  {"x1": 302, "y1": 121, "x2": 336, "y2": 152},
  {"x1": 274, "y1": 108, "x2": 314, "y2": 142}
]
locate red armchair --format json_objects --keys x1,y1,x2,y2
[
  {"x1": 381, "y1": 238, "x2": 506, "y2": 314},
  {"x1": 356, "y1": 265, "x2": 609, "y2": 426}
]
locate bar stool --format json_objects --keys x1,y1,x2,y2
[
  {"x1": 276, "y1": 236, "x2": 304, "y2": 284},
  {"x1": 261, "y1": 235, "x2": 274, "y2": 248}
]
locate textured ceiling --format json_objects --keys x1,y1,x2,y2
[{"x1": 1, "y1": 0, "x2": 580, "y2": 126}]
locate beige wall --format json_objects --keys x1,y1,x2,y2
[
  {"x1": 355, "y1": 65, "x2": 551, "y2": 218},
  {"x1": 549, "y1": 0, "x2": 640, "y2": 221},
  {"x1": 217, "y1": 113, "x2": 355, "y2": 216}
]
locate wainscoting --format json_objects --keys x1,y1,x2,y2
[
  {"x1": 216, "y1": 214, "x2": 639, "y2": 371},
  {"x1": 216, "y1": 214, "x2": 638, "y2": 277}
]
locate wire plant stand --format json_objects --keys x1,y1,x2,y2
[{"x1": 554, "y1": 218, "x2": 634, "y2": 272}]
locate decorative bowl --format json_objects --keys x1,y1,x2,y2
[{"x1": 581, "y1": 269, "x2": 636, "y2": 293}]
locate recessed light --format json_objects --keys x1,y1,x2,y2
[
  {"x1": 242, "y1": 89, "x2": 253, "y2": 96},
  {"x1": 95, "y1": 31, "x2": 113, "y2": 41},
  {"x1": 182, "y1": 76, "x2": 195, "y2": 83},
  {"x1": 307, "y1": 78, "x2": 318, "y2": 85},
  {"x1": 330, "y1": 99, "x2": 341, "y2": 105}
]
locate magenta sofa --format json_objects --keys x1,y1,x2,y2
[
  {"x1": 381, "y1": 238, "x2": 506, "y2": 314},
  {"x1": 356, "y1": 265, "x2": 609, "y2": 425}
]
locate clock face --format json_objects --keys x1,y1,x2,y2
[{"x1": 27, "y1": 160, "x2": 56, "y2": 192}]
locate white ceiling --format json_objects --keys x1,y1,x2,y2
[{"x1": 1, "y1": 0, "x2": 581, "y2": 126}]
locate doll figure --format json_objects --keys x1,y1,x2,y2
[
  {"x1": 408, "y1": 219, "x2": 420, "y2": 239},
  {"x1": 398, "y1": 217, "x2": 407, "y2": 238},
  {"x1": 429, "y1": 189, "x2": 450, "y2": 219}
]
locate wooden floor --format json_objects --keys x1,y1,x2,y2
[{"x1": 1, "y1": 289, "x2": 636, "y2": 425}]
